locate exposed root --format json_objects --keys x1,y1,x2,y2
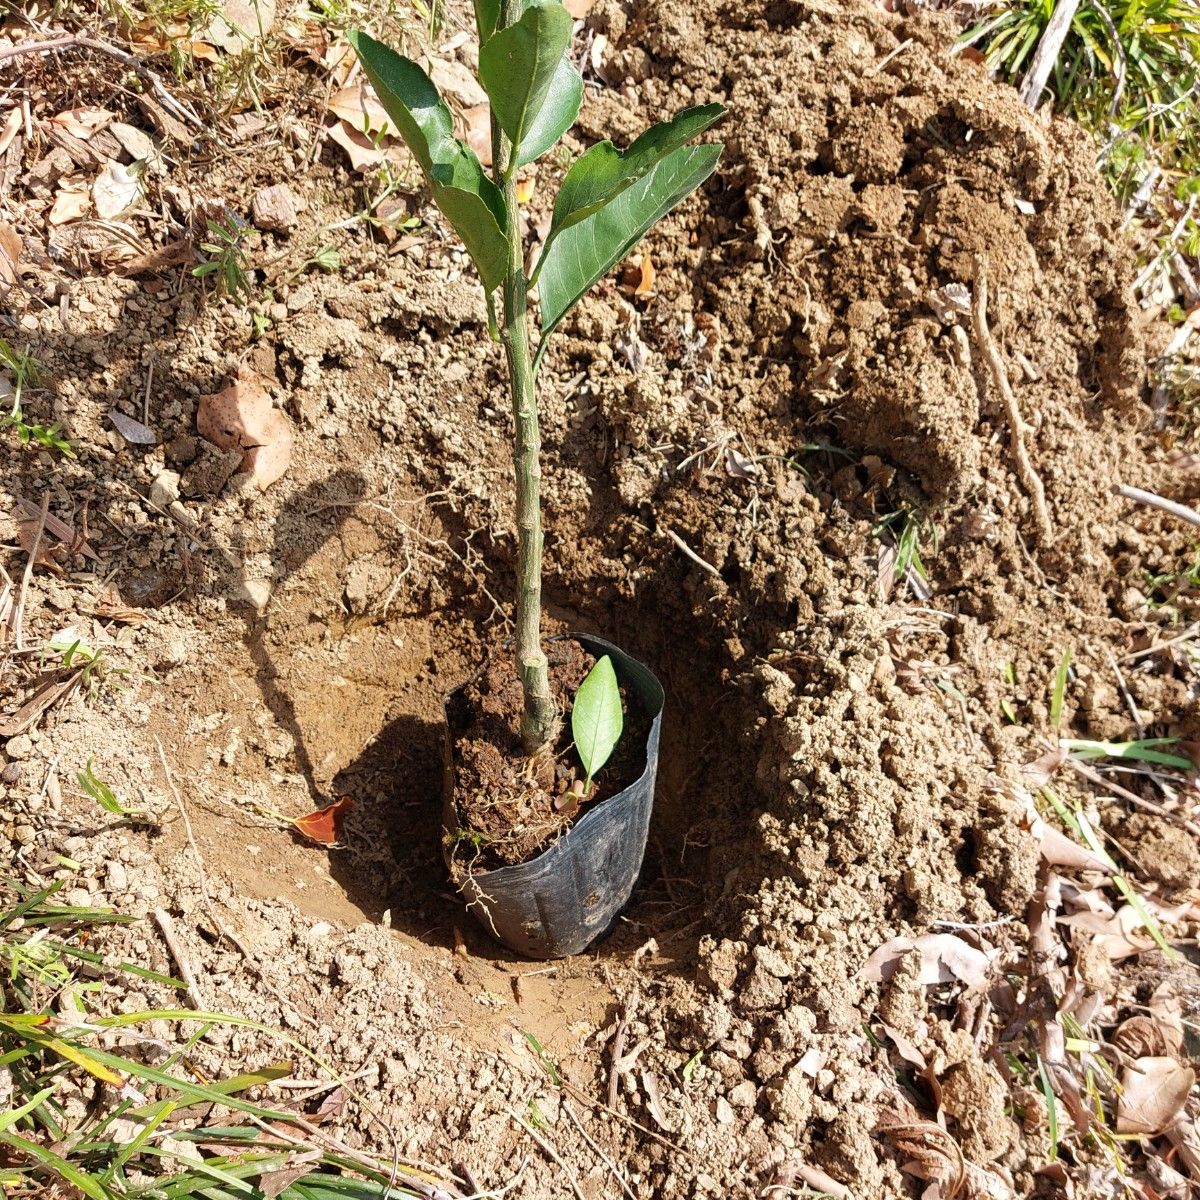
[{"x1": 971, "y1": 255, "x2": 1055, "y2": 546}]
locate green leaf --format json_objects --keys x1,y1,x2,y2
[
  {"x1": 548, "y1": 103, "x2": 725, "y2": 243},
  {"x1": 473, "y1": 0, "x2": 499, "y2": 40},
  {"x1": 479, "y1": 0, "x2": 574, "y2": 167},
  {"x1": 347, "y1": 31, "x2": 509, "y2": 290},
  {"x1": 538, "y1": 142, "x2": 722, "y2": 342},
  {"x1": 571, "y1": 655, "x2": 623, "y2": 786},
  {"x1": 515, "y1": 56, "x2": 583, "y2": 167}
]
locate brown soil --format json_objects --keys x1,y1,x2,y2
[
  {"x1": 3, "y1": 0, "x2": 1200, "y2": 1196},
  {"x1": 449, "y1": 639, "x2": 652, "y2": 868}
]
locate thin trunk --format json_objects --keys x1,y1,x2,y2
[{"x1": 493, "y1": 0, "x2": 556, "y2": 752}]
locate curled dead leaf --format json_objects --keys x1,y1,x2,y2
[
  {"x1": 292, "y1": 795, "x2": 354, "y2": 847},
  {"x1": 51, "y1": 107, "x2": 115, "y2": 140},
  {"x1": 861, "y1": 933, "x2": 997, "y2": 988},
  {"x1": 1117, "y1": 1056, "x2": 1195, "y2": 1135},
  {"x1": 0, "y1": 220, "x2": 22, "y2": 290},
  {"x1": 93, "y1": 160, "x2": 142, "y2": 220}
]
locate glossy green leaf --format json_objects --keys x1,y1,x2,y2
[
  {"x1": 347, "y1": 31, "x2": 509, "y2": 290},
  {"x1": 538, "y1": 142, "x2": 723, "y2": 341},
  {"x1": 515, "y1": 56, "x2": 583, "y2": 167},
  {"x1": 549, "y1": 103, "x2": 725, "y2": 241},
  {"x1": 479, "y1": 0, "x2": 574, "y2": 167},
  {"x1": 571, "y1": 655, "x2": 623, "y2": 785}
]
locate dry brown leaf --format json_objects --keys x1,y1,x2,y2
[
  {"x1": 428, "y1": 57, "x2": 488, "y2": 107},
  {"x1": 92, "y1": 161, "x2": 142, "y2": 219},
  {"x1": 49, "y1": 184, "x2": 91, "y2": 226},
  {"x1": 634, "y1": 252, "x2": 656, "y2": 298},
  {"x1": 0, "y1": 220, "x2": 22, "y2": 290},
  {"x1": 463, "y1": 103, "x2": 493, "y2": 166},
  {"x1": 862, "y1": 933, "x2": 997, "y2": 988},
  {"x1": 51, "y1": 107, "x2": 115, "y2": 140},
  {"x1": 1117, "y1": 1056, "x2": 1195, "y2": 1135},
  {"x1": 327, "y1": 84, "x2": 392, "y2": 135},
  {"x1": 1020, "y1": 746, "x2": 1067, "y2": 788},
  {"x1": 1112, "y1": 1014, "x2": 1183, "y2": 1060},
  {"x1": 639, "y1": 1069, "x2": 676, "y2": 1132},
  {"x1": 876, "y1": 1116, "x2": 965, "y2": 1200},
  {"x1": 204, "y1": 0, "x2": 277, "y2": 53},
  {"x1": 196, "y1": 369, "x2": 293, "y2": 492},
  {"x1": 326, "y1": 120, "x2": 385, "y2": 172},
  {"x1": 108, "y1": 409, "x2": 158, "y2": 445},
  {"x1": 0, "y1": 107, "x2": 21, "y2": 157},
  {"x1": 93, "y1": 590, "x2": 148, "y2": 624}
]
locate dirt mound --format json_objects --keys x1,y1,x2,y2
[{"x1": 3, "y1": 0, "x2": 1196, "y2": 1195}]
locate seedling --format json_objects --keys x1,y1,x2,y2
[
  {"x1": 192, "y1": 218, "x2": 256, "y2": 301},
  {"x1": 0, "y1": 339, "x2": 74, "y2": 460},
  {"x1": 349, "y1": 10, "x2": 724, "y2": 761}
]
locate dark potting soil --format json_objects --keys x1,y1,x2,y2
[{"x1": 449, "y1": 639, "x2": 653, "y2": 870}]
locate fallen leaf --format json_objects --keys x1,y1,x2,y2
[
  {"x1": 428, "y1": 57, "x2": 488, "y2": 107},
  {"x1": 1020, "y1": 747, "x2": 1067, "y2": 789},
  {"x1": 51, "y1": 107, "x2": 114, "y2": 139},
  {"x1": 292, "y1": 795, "x2": 354, "y2": 847},
  {"x1": 196, "y1": 369, "x2": 293, "y2": 491},
  {"x1": 463, "y1": 103, "x2": 493, "y2": 166},
  {"x1": 639, "y1": 1070, "x2": 675, "y2": 1132},
  {"x1": 312, "y1": 1085, "x2": 348, "y2": 1125},
  {"x1": 49, "y1": 184, "x2": 91, "y2": 225},
  {"x1": 204, "y1": 0, "x2": 276, "y2": 53},
  {"x1": 108, "y1": 409, "x2": 158, "y2": 445},
  {"x1": 1112, "y1": 1015, "x2": 1183, "y2": 1060},
  {"x1": 861, "y1": 933, "x2": 997, "y2": 988},
  {"x1": 724, "y1": 445, "x2": 759, "y2": 479},
  {"x1": 93, "y1": 590, "x2": 148, "y2": 624},
  {"x1": 0, "y1": 107, "x2": 21, "y2": 156},
  {"x1": 634, "y1": 253, "x2": 655, "y2": 298},
  {"x1": 15, "y1": 497, "x2": 98, "y2": 560},
  {"x1": 327, "y1": 84, "x2": 392, "y2": 135},
  {"x1": 326, "y1": 120, "x2": 385, "y2": 172},
  {"x1": 0, "y1": 221, "x2": 22, "y2": 290},
  {"x1": 1117, "y1": 1057, "x2": 1195, "y2": 1135},
  {"x1": 92, "y1": 160, "x2": 142, "y2": 219}
]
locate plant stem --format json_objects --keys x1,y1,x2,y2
[{"x1": 494, "y1": 0, "x2": 556, "y2": 753}]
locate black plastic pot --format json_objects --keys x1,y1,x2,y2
[{"x1": 442, "y1": 633, "x2": 665, "y2": 959}]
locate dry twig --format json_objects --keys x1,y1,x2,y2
[
  {"x1": 0, "y1": 34, "x2": 206, "y2": 132},
  {"x1": 664, "y1": 527, "x2": 721, "y2": 578},
  {"x1": 1018, "y1": 0, "x2": 1082, "y2": 108},
  {"x1": 152, "y1": 907, "x2": 207, "y2": 1010},
  {"x1": 1115, "y1": 483, "x2": 1200, "y2": 530},
  {"x1": 13, "y1": 492, "x2": 48, "y2": 651},
  {"x1": 508, "y1": 1111, "x2": 587, "y2": 1200},
  {"x1": 970, "y1": 257, "x2": 1054, "y2": 544}
]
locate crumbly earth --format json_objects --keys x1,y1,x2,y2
[{"x1": 3, "y1": 0, "x2": 1200, "y2": 1197}]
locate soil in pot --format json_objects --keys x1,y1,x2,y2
[{"x1": 447, "y1": 639, "x2": 653, "y2": 872}]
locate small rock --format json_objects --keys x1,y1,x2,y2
[
  {"x1": 252, "y1": 183, "x2": 299, "y2": 234},
  {"x1": 64, "y1": 888, "x2": 93, "y2": 907},
  {"x1": 1, "y1": 762, "x2": 20, "y2": 784},
  {"x1": 5, "y1": 735, "x2": 33, "y2": 761},
  {"x1": 106, "y1": 861, "x2": 129, "y2": 893},
  {"x1": 14, "y1": 824, "x2": 36, "y2": 846},
  {"x1": 715, "y1": 1097, "x2": 734, "y2": 1125},
  {"x1": 729, "y1": 1081, "x2": 758, "y2": 1108},
  {"x1": 157, "y1": 635, "x2": 190, "y2": 671},
  {"x1": 149, "y1": 469, "x2": 181, "y2": 509}
]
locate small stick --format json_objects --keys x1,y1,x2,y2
[
  {"x1": 1120, "y1": 621, "x2": 1200, "y2": 663},
  {"x1": 507, "y1": 1111, "x2": 586, "y2": 1200},
  {"x1": 970, "y1": 257, "x2": 1054, "y2": 544},
  {"x1": 0, "y1": 34, "x2": 205, "y2": 131},
  {"x1": 608, "y1": 992, "x2": 636, "y2": 1109},
  {"x1": 1018, "y1": 0, "x2": 1082, "y2": 108},
  {"x1": 1107, "y1": 650, "x2": 1144, "y2": 732},
  {"x1": 1114, "y1": 483, "x2": 1200, "y2": 530},
  {"x1": 1063, "y1": 753, "x2": 1200, "y2": 838},
  {"x1": 664, "y1": 527, "x2": 721, "y2": 578},
  {"x1": 152, "y1": 907, "x2": 207, "y2": 1010},
  {"x1": 13, "y1": 492, "x2": 49, "y2": 651},
  {"x1": 562, "y1": 1100, "x2": 636, "y2": 1200}
]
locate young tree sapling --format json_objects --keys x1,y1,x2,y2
[{"x1": 349, "y1": 6, "x2": 724, "y2": 783}]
